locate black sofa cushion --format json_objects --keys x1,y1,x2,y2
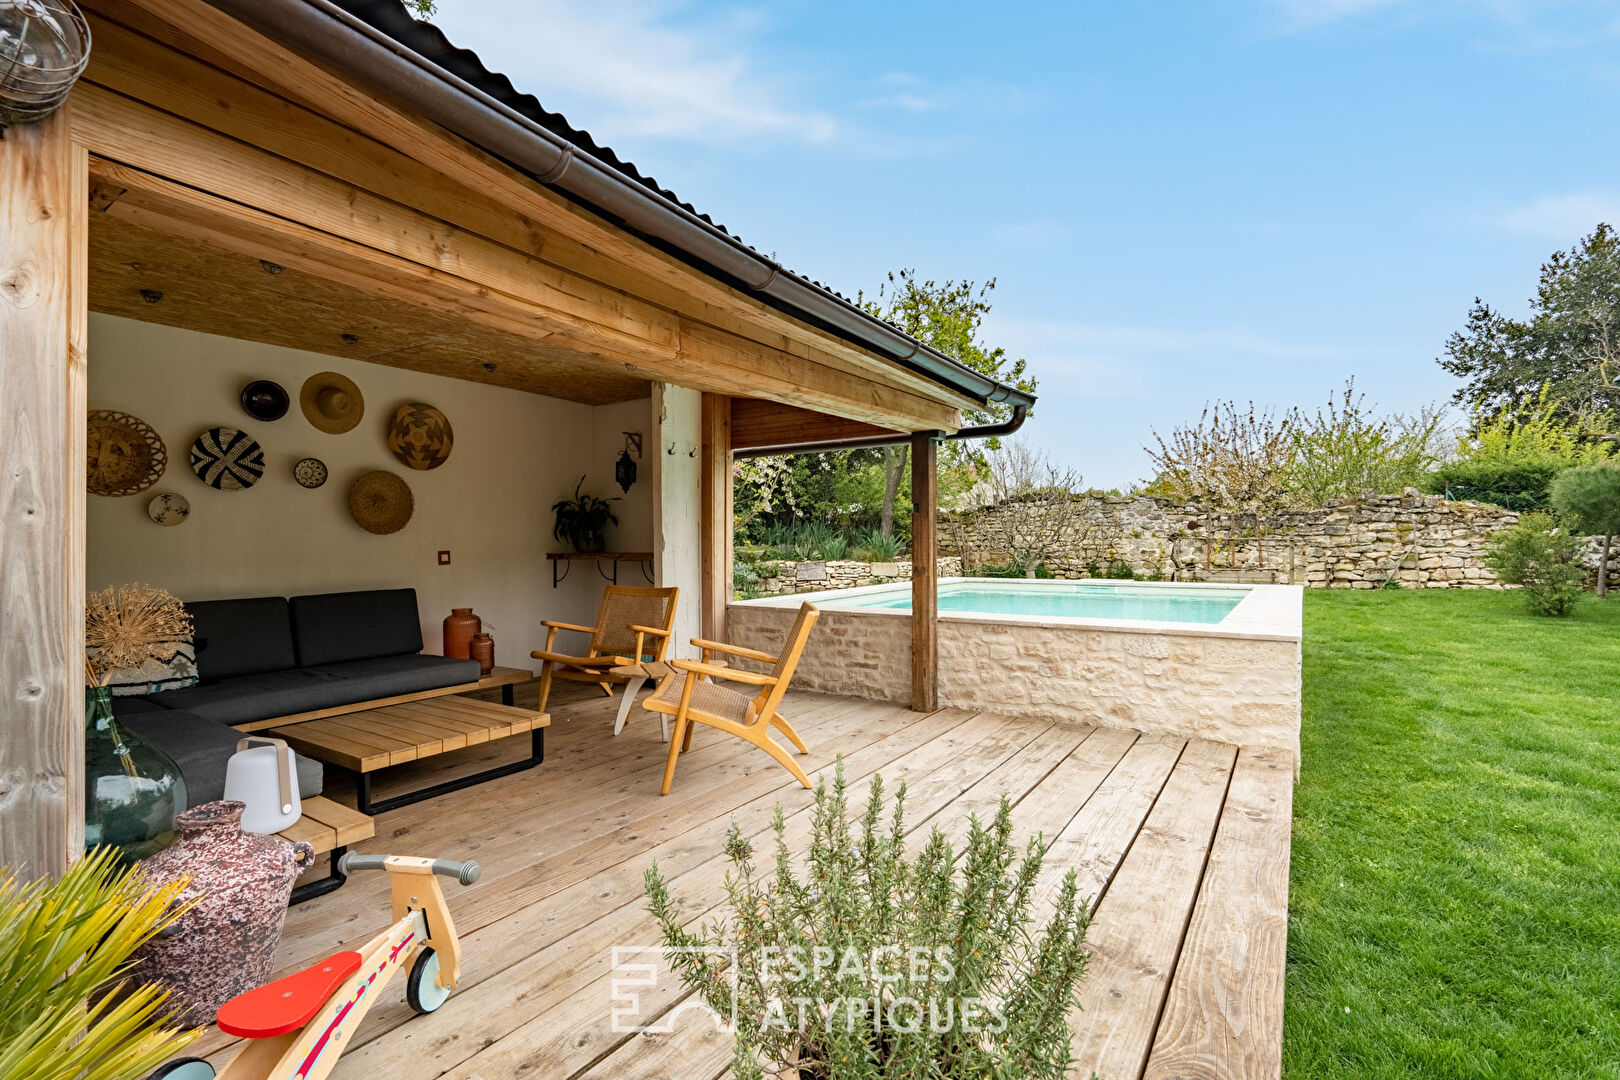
[
  {"x1": 147, "y1": 654, "x2": 480, "y2": 727},
  {"x1": 187, "y1": 597, "x2": 296, "y2": 681},
  {"x1": 114, "y1": 701, "x2": 323, "y2": 806},
  {"x1": 290, "y1": 589, "x2": 424, "y2": 667}
]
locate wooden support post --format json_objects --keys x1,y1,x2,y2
[
  {"x1": 700, "y1": 394, "x2": 732, "y2": 643},
  {"x1": 910, "y1": 432, "x2": 938, "y2": 712},
  {"x1": 1, "y1": 109, "x2": 88, "y2": 879}
]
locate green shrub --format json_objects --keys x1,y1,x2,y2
[
  {"x1": 854, "y1": 527, "x2": 902, "y2": 562},
  {"x1": 644, "y1": 767, "x2": 1092, "y2": 1080},
  {"x1": 979, "y1": 563, "x2": 1055, "y2": 579},
  {"x1": 818, "y1": 532, "x2": 850, "y2": 561},
  {"x1": 1422, "y1": 460, "x2": 1567, "y2": 510},
  {"x1": 1103, "y1": 559, "x2": 1136, "y2": 580},
  {"x1": 1483, "y1": 512, "x2": 1587, "y2": 616},
  {"x1": 1550, "y1": 461, "x2": 1620, "y2": 596}
]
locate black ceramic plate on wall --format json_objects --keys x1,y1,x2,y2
[{"x1": 240, "y1": 380, "x2": 290, "y2": 422}]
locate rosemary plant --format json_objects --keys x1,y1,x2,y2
[{"x1": 645, "y1": 765, "x2": 1093, "y2": 1079}]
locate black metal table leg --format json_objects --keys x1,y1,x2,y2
[
  {"x1": 289, "y1": 844, "x2": 349, "y2": 905},
  {"x1": 350, "y1": 725, "x2": 545, "y2": 816},
  {"x1": 502, "y1": 683, "x2": 514, "y2": 706}
]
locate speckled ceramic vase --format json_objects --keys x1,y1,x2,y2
[{"x1": 132, "y1": 800, "x2": 314, "y2": 1025}]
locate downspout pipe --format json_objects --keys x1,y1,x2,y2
[
  {"x1": 203, "y1": 0, "x2": 1037, "y2": 414},
  {"x1": 733, "y1": 405, "x2": 1027, "y2": 460}
]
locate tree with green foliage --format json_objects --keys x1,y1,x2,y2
[
  {"x1": 1483, "y1": 511, "x2": 1587, "y2": 616},
  {"x1": 859, "y1": 271, "x2": 1037, "y2": 538},
  {"x1": 1285, "y1": 379, "x2": 1446, "y2": 506},
  {"x1": 1550, "y1": 462, "x2": 1620, "y2": 597},
  {"x1": 1423, "y1": 393, "x2": 1613, "y2": 510},
  {"x1": 1439, "y1": 224, "x2": 1620, "y2": 424}
]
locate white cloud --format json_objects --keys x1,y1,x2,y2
[
  {"x1": 426, "y1": 0, "x2": 836, "y2": 145},
  {"x1": 1492, "y1": 191, "x2": 1620, "y2": 240}
]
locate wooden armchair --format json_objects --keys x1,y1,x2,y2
[
  {"x1": 643, "y1": 602, "x2": 821, "y2": 795},
  {"x1": 530, "y1": 585, "x2": 679, "y2": 713}
]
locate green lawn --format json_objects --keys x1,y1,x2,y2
[{"x1": 1285, "y1": 589, "x2": 1620, "y2": 1079}]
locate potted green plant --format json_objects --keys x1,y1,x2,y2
[
  {"x1": 645, "y1": 766, "x2": 1093, "y2": 1080},
  {"x1": 552, "y1": 476, "x2": 619, "y2": 553},
  {"x1": 0, "y1": 847, "x2": 199, "y2": 1080}
]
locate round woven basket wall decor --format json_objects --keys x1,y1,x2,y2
[
  {"x1": 293, "y1": 457, "x2": 328, "y2": 489},
  {"x1": 386, "y1": 402, "x2": 453, "y2": 470},
  {"x1": 190, "y1": 427, "x2": 266, "y2": 491},
  {"x1": 349, "y1": 470, "x2": 414, "y2": 534},
  {"x1": 87, "y1": 411, "x2": 167, "y2": 496},
  {"x1": 146, "y1": 492, "x2": 190, "y2": 526}
]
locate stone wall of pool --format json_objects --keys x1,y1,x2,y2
[{"x1": 729, "y1": 579, "x2": 1303, "y2": 759}]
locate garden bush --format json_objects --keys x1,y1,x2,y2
[
  {"x1": 1421, "y1": 460, "x2": 1566, "y2": 510},
  {"x1": 1482, "y1": 511, "x2": 1587, "y2": 616},
  {"x1": 645, "y1": 767, "x2": 1092, "y2": 1080},
  {"x1": 1549, "y1": 461, "x2": 1620, "y2": 597}
]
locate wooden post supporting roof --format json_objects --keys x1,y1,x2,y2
[
  {"x1": 1, "y1": 109, "x2": 89, "y2": 879},
  {"x1": 910, "y1": 433, "x2": 938, "y2": 712},
  {"x1": 700, "y1": 394, "x2": 732, "y2": 643}
]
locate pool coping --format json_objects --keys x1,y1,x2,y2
[{"x1": 733, "y1": 576, "x2": 1303, "y2": 643}]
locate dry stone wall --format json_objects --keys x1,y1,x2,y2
[
  {"x1": 940, "y1": 489, "x2": 1619, "y2": 589},
  {"x1": 739, "y1": 556, "x2": 963, "y2": 597}
]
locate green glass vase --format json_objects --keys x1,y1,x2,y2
[{"x1": 84, "y1": 685, "x2": 187, "y2": 864}]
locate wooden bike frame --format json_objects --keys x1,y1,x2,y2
[{"x1": 215, "y1": 856, "x2": 463, "y2": 1080}]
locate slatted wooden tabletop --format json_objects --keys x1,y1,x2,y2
[
  {"x1": 270, "y1": 696, "x2": 548, "y2": 773},
  {"x1": 185, "y1": 682, "x2": 1291, "y2": 1080},
  {"x1": 276, "y1": 795, "x2": 374, "y2": 856}
]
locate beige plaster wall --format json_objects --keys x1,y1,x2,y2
[{"x1": 87, "y1": 313, "x2": 652, "y2": 661}]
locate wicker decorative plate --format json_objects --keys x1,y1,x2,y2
[
  {"x1": 349, "y1": 470, "x2": 414, "y2": 534},
  {"x1": 190, "y1": 427, "x2": 266, "y2": 491},
  {"x1": 293, "y1": 457, "x2": 328, "y2": 489},
  {"x1": 87, "y1": 411, "x2": 167, "y2": 496},
  {"x1": 386, "y1": 402, "x2": 453, "y2": 470},
  {"x1": 147, "y1": 492, "x2": 191, "y2": 526}
]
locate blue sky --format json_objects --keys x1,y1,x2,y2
[{"x1": 429, "y1": 0, "x2": 1620, "y2": 488}]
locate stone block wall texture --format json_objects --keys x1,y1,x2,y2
[
  {"x1": 738, "y1": 556, "x2": 963, "y2": 597},
  {"x1": 940, "y1": 489, "x2": 1615, "y2": 589},
  {"x1": 728, "y1": 603, "x2": 1302, "y2": 756}
]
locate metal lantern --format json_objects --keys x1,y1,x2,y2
[
  {"x1": 615, "y1": 432, "x2": 641, "y2": 494},
  {"x1": 0, "y1": 0, "x2": 90, "y2": 129}
]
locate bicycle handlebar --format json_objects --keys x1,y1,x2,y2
[{"x1": 337, "y1": 852, "x2": 481, "y2": 886}]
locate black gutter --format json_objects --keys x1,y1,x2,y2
[
  {"x1": 202, "y1": 0, "x2": 1037, "y2": 415},
  {"x1": 734, "y1": 405, "x2": 1027, "y2": 459}
]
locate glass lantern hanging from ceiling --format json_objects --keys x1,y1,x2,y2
[{"x1": 0, "y1": 0, "x2": 90, "y2": 129}]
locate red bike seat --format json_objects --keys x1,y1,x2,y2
[{"x1": 216, "y1": 951, "x2": 363, "y2": 1038}]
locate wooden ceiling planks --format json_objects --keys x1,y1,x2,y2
[{"x1": 88, "y1": 210, "x2": 653, "y2": 404}]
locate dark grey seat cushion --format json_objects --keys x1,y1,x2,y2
[
  {"x1": 187, "y1": 597, "x2": 296, "y2": 681},
  {"x1": 289, "y1": 589, "x2": 424, "y2": 667},
  {"x1": 148, "y1": 654, "x2": 480, "y2": 727},
  {"x1": 114, "y1": 702, "x2": 323, "y2": 807}
]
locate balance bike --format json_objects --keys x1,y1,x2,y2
[{"x1": 147, "y1": 852, "x2": 479, "y2": 1080}]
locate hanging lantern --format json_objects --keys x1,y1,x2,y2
[
  {"x1": 0, "y1": 0, "x2": 90, "y2": 130},
  {"x1": 615, "y1": 432, "x2": 641, "y2": 493}
]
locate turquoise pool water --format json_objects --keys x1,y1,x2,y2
[{"x1": 824, "y1": 580, "x2": 1245, "y2": 625}]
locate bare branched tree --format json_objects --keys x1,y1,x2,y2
[{"x1": 982, "y1": 441, "x2": 1083, "y2": 578}]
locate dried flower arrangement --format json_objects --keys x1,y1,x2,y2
[{"x1": 84, "y1": 583, "x2": 193, "y2": 688}]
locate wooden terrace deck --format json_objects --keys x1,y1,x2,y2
[{"x1": 185, "y1": 682, "x2": 1293, "y2": 1080}]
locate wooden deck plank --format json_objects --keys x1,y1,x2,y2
[
  {"x1": 1069, "y1": 739, "x2": 1239, "y2": 1080},
  {"x1": 1143, "y1": 745, "x2": 1295, "y2": 1080},
  {"x1": 183, "y1": 683, "x2": 1289, "y2": 1080}
]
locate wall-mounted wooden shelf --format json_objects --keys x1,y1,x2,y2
[{"x1": 547, "y1": 552, "x2": 655, "y2": 587}]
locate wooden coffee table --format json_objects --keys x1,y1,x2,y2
[{"x1": 271, "y1": 697, "x2": 550, "y2": 816}]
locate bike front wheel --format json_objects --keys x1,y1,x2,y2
[
  {"x1": 407, "y1": 947, "x2": 453, "y2": 1014},
  {"x1": 147, "y1": 1059, "x2": 215, "y2": 1080}
]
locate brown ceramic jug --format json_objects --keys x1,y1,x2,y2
[
  {"x1": 131, "y1": 800, "x2": 314, "y2": 1025},
  {"x1": 469, "y1": 632, "x2": 495, "y2": 676},
  {"x1": 444, "y1": 607, "x2": 480, "y2": 659}
]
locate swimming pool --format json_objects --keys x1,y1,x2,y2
[
  {"x1": 731, "y1": 577, "x2": 1303, "y2": 756},
  {"x1": 823, "y1": 579, "x2": 1246, "y2": 626}
]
